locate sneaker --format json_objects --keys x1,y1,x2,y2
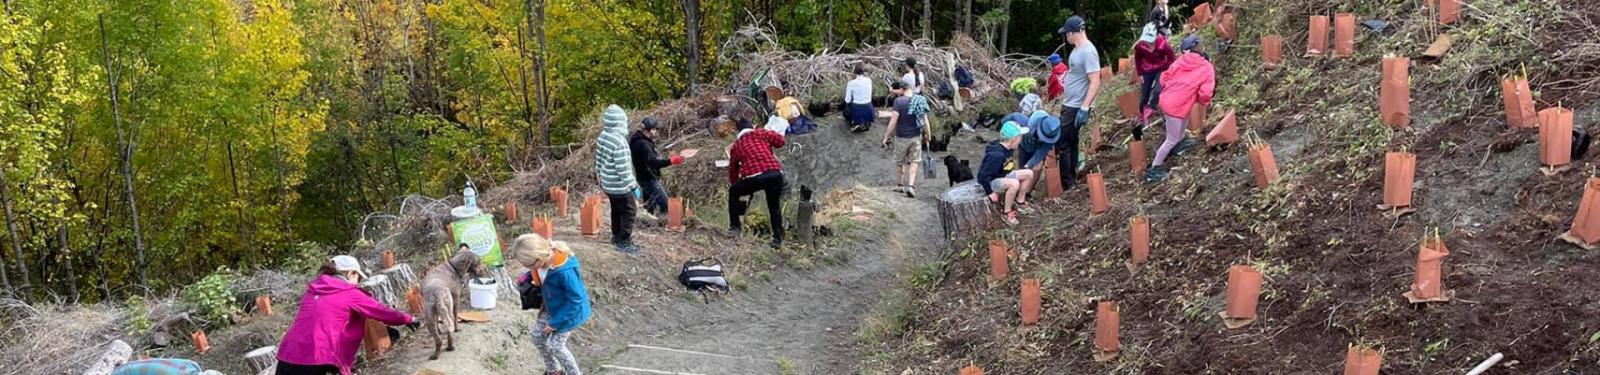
[
  {"x1": 730, "y1": 228, "x2": 743, "y2": 238},
  {"x1": 1174, "y1": 137, "x2": 1198, "y2": 156},
  {"x1": 1014, "y1": 201, "x2": 1034, "y2": 214},
  {"x1": 1003, "y1": 211, "x2": 1020, "y2": 226},
  {"x1": 892, "y1": 185, "x2": 906, "y2": 193},
  {"x1": 616, "y1": 243, "x2": 643, "y2": 254},
  {"x1": 770, "y1": 239, "x2": 783, "y2": 249},
  {"x1": 1144, "y1": 165, "x2": 1170, "y2": 184},
  {"x1": 905, "y1": 187, "x2": 916, "y2": 198}
]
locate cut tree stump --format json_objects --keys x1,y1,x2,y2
[
  {"x1": 245, "y1": 346, "x2": 278, "y2": 374},
  {"x1": 83, "y1": 340, "x2": 134, "y2": 375},
  {"x1": 938, "y1": 182, "x2": 995, "y2": 242}
]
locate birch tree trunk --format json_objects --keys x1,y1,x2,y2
[
  {"x1": 1000, "y1": 0, "x2": 1012, "y2": 53},
  {"x1": 922, "y1": 0, "x2": 932, "y2": 41},
  {"x1": 100, "y1": 15, "x2": 149, "y2": 294}
]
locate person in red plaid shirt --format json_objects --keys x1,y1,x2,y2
[{"x1": 726, "y1": 120, "x2": 787, "y2": 248}]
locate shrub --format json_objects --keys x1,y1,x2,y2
[{"x1": 180, "y1": 268, "x2": 240, "y2": 327}]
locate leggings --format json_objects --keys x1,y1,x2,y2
[
  {"x1": 1152, "y1": 115, "x2": 1187, "y2": 167},
  {"x1": 275, "y1": 362, "x2": 339, "y2": 375},
  {"x1": 534, "y1": 315, "x2": 582, "y2": 375}
]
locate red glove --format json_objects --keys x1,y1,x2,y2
[{"x1": 671, "y1": 155, "x2": 685, "y2": 165}]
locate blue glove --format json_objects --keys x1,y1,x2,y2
[
  {"x1": 633, "y1": 187, "x2": 642, "y2": 200},
  {"x1": 1075, "y1": 108, "x2": 1092, "y2": 125}
]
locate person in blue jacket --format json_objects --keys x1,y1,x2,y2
[
  {"x1": 511, "y1": 234, "x2": 593, "y2": 375},
  {"x1": 977, "y1": 121, "x2": 1035, "y2": 226}
]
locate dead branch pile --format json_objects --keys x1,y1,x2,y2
[{"x1": 0, "y1": 299, "x2": 129, "y2": 375}]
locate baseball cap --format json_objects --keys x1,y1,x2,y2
[
  {"x1": 1047, "y1": 53, "x2": 1062, "y2": 64},
  {"x1": 642, "y1": 117, "x2": 660, "y2": 130},
  {"x1": 1001, "y1": 121, "x2": 1030, "y2": 140},
  {"x1": 1057, "y1": 16, "x2": 1085, "y2": 35},
  {"x1": 1181, "y1": 35, "x2": 1202, "y2": 52},
  {"x1": 331, "y1": 255, "x2": 368, "y2": 278}
]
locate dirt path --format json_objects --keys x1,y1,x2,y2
[{"x1": 368, "y1": 122, "x2": 982, "y2": 374}]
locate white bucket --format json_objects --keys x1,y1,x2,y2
[{"x1": 468, "y1": 278, "x2": 497, "y2": 310}]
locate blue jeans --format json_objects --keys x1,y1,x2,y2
[{"x1": 641, "y1": 179, "x2": 669, "y2": 215}]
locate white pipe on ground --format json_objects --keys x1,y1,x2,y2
[{"x1": 1465, "y1": 352, "x2": 1505, "y2": 375}]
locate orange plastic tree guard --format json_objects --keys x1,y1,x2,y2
[
  {"x1": 1188, "y1": 103, "x2": 1208, "y2": 134},
  {"x1": 1205, "y1": 110, "x2": 1239, "y2": 146},
  {"x1": 1217, "y1": 12, "x2": 1238, "y2": 41},
  {"x1": 363, "y1": 319, "x2": 391, "y2": 357},
  {"x1": 1439, "y1": 0, "x2": 1460, "y2": 25},
  {"x1": 1308, "y1": 16, "x2": 1330, "y2": 55},
  {"x1": 988, "y1": 239, "x2": 1009, "y2": 282},
  {"x1": 1501, "y1": 77, "x2": 1538, "y2": 128},
  {"x1": 1406, "y1": 233, "x2": 1452, "y2": 302},
  {"x1": 531, "y1": 217, "x2": 554, "y2": 240},
  {"x1": 406, "y1": 286, "x2": 424, "y2": 315},
  {"x1": 1129, "y1": 215, "x2": 1150, "y2": 269},
  {"x1": 1222, "y1": 265, "x2": 1263, "y2": 328},
  {"x1": 1093, "y1": 301, "x2": 1120, "y2": 361},
  {"x1": 381, "y1": 250, "x2": 396, "y2": 269},
  {"x1": 580, "y1": 196, "x2": 603, "y2": 236},
  {"x1": 1566, "y1": 178, "x2": 1600, "y2": 247},
  {"x1": 1129, "y1": 140, "x2": 1148, "y2": 175},
  {"x1": 550, "y1": 187, "x2": 569, "y2": 217},
  {"x1": 1380, "y1": 57, "x2": 1411, "y2": 128},
  {"x1": 1539, "y1": 107, "x2": 1574, "y2": 172},
  {"x1": 1262, "y1": 35, "x2": 1284, "y2": 67},
  {"x1": 255, "y1": 295, "x2": 273, "y2": 317},
  {"x1": 1020, "y1": 278, "x2": 1042, "y2": 325},
  {"x1": 1344, "y1": 344, "x2": 1382, "y2": 375},
  {"x1": 1118, "y1": 91, "x2": 1140, "y2": 121},
  {"x1": 1248, "y1": 142, "x2": 1279, "y2": 189},
  {"x1": 1045, "y1": 152, "x2": 1064, "y2": 199},
  {"x1": 504, "y1": 201, "x2": 518, "y2": 223},
  {"x1": 1383, "y1": 152, "x2": 1416, "y2": 212},
  {"x1": 667, "y1": 197, "x2": 687, "y2": 232},
  {"x1": 1118, "y1": 58, "x2": 1131, "y2": 77},
  {"x1": 191, "y1": 330, "x2": 211, "y2": 354},
  {"x1": 1088, "y1": 173, "x2": 1109, "y2": 216},
  {"x1": 1333, "y1": 13, "x2": 1356, "y2": 57},
  {"x1": 1191, "y1": 3, "x2": 1212, "y2": 26},
  {"x1": 1089, "y1": 122, "x2": 1103, "y2": 154},
  {"x1": 959, "y1": 365, "x2": 984, "y2": 375},
  {"x1": 1099, "y1": 68, "x2": 1113, "y2": 83}
]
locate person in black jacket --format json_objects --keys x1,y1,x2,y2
[
  {"x1": 977, "y1": 120, "x2": 1034, "y2": 226},
  {"x1": 630, "y1": 118, "x2": 698, "y2": 216}
]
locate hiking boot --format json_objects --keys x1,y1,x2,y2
[
  {"x1": 1174, "y1": 137, "x2": 1198, "y2": 156},
  {"x1": 905, "y1": 186, "x2": 916, "y2": 198},
  {"x1": 1145, "y1": 165, "x2": 1171, "y2": 184}
]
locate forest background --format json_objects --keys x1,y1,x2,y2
[{"x1": 0, "y1": 0, "x2": 1150, "y2": 302}]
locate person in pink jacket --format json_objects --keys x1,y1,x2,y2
[
  {"x1": 276, "y1": 255, "x2": 414, "y2": 375},
  {"x1": 1148, "y1": 35, "x2": 1215, "y2": 184}
]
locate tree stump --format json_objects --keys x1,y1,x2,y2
[
  {"x1": 938, "y1": 182, "x2": 995, "y2": 242},
  {"x1": 245, "y1": 346, "x2": 278, "y2": 374},
  {"x1": 380, "y1": 263, "x2": 418, "y2": 290},
  {"x1": 360, "y1": 274, "x2": 400, "y2": 311}
]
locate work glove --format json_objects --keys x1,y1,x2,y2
[{"x1": 1075, "y1": 108, "x2": 1093, "y2": 126}]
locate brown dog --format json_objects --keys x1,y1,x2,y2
[{"x1": 421, "y1": 247, "x2": 486, "y2": 360}]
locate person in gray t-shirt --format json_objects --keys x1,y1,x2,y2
[{"x1": 1052, "y1": 15, "x2": 1102, "y2": 189}]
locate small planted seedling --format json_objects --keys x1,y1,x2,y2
[
  {"x1": 1405, "y1": 228, "x2": 1454, "y2": 303},
  {"x1": 1019, "y1": 278, "x2": 1041, "y2": 326},
  {"x1": 1562, "y1": 177, "x2": 1600, "y2": 249},
  {"x1": 1539, "y1": 106, "x2": 1575, "y2": 175},
  {"x1": 1220, "y1": 265, "x2": 1263, "y2": 329},
  {"x1": 1093, "y1": 300, "x2": 1120, "y2": 362},
  {"x1": 1379, "y1": 150, "x2": 1417, "y2": 218}
]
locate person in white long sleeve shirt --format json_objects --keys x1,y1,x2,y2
[{"x1": 844, "y1": 66, "x2": 876, "y2": 132}]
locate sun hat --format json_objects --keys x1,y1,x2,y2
[{"x1": 1029, "y1": 111, "x2": 1062, "y2": 144}]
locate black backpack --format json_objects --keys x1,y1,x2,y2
[
  {"x1": 677, "y1": 258, "x2": 729, "y2": 303},
  {"x1": 954, "y1": 65, "x2": 976, "y2": 88},
  {"x1": 516, "y1": 271, "x2": 543, "y2": 310}
]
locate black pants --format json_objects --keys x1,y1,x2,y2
[
  {"x1": 1056, "y1": 106, "x2": 1083, "y2": 188},
  {"x1": 276, "y1": 362, "x2": 339, "y2": 375},
  {"x1": 641, "y1": 179, "x2": 669, "y2": 215},
  {"x1": 729, "y1": 171, "x2": 785, "y2": 244},
  {"x1": 1136, "y1": 71, "x2": 1163, "y2": 140},
  {"x1": 606, "y1": 192, "x2": 636, "y2": 247}
]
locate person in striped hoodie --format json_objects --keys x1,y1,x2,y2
[{"x1": 595, "y1": 105, "x2": 642, "y2": 253}]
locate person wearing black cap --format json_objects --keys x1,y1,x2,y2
[
  {"x1": 629, "y1": 117, "x2": 698, "y2": 216},
  {"x1": 1054, "y1": 15, "x2": 1102, "y2": 188}
]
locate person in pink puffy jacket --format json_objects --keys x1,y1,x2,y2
[
  {"x1": 275, "y1": 255, "x2": 414, "y2": 375},
  {"x1": 1148, "y1": 35, "x2": 1215, "y2": 184}
]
